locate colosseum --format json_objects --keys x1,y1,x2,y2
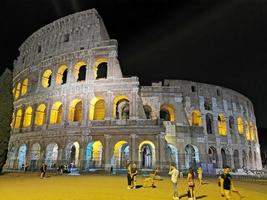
[{"x1": 6, "y1": 9, "x2": 262, "y2": 173}]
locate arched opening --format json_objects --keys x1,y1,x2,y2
[
  {"x1": 237, "y1": 117, "x2": 244, "y2": 134},
  {"x1": 21, "y1": 78, "x2": 28, "y2": 96},
  {"x1": 74, "y1": 61, "x2": 87, "y2": 81},
  {"x1": 249, "y1": 150, "x2": 253, "y2": 168},
  {"x1": 185, "y1": 144, "x2": 199, "y2": 169},
  {"x1": 15, "y1": 82, "x2": 21, "y2": 100},
  {"x1": 23, "y1": 106, "x2": 32, "y2": 128},
  {"x1": 14, "y1": 109, "x2": 22, "y2": 129},
  {"x1": 139, "y1": 141, "x2": 156, "y2": 169},
  {"x1": 233, "y1": 150, "x2": 240, "y2": 169},
  {"x1": 167, "y1": 144, "x2": 179, "y2": 169},
  {"x1": 112, "y1": 141, "x2": 129, "y2": 168},
  {"x1": 56, "y1": 64, "x2": 68, "y2": 85},
  {"x1": 89, "y1": 97, "x2": 105, "y2": 120},
  {"x1": 68, "y1": 99, "x2": 83, "y2": 122},
  {"x1": 160, "y1": 104, "x2": 175, "y2": 122},
  {"x1": 221, "y1": 148, "x2": 231, "y2": 168},
  {"x1": 245, "y1": 121, "x2": 250, "y2": 140},
  {"x1": 113, "y1": 96, "x2": 129, "y2": 119},
  {"x1": 206, "y1": 113, "x2": 214, "y2": 134},
  {"x1": 208, "y1": 146, "x2": 218, "y2": 168},
  {"x1": 30, "y1": 143, "x2": 41, "y2": 170},
  {"x1": 35, "y1": 104, "x2": 46, "y2": 126},
  {"x1": 45, "y1": 143, "x2": 58, "y2": 168},
  {"x1": 192, "y1": 110, "x2": 202, "y2": 126},
  {"x1": 242, "y1": 150, "x2": 247, "y2": 168},
  {"x1": 42, "y1": 69, "x2": 52, "y2": 88},
  {"x1": 254, "y1": 151, "x2": 257, "y2": 169},
  {"x1": 17, "y1": 144, "x2": 27, "y2": 169},
  {"x1": 143, "y1": 105, "x2": 152, "y2": 119},
  {"x1": 7, "y1": 146, "x2": 16, "y2": 169},
  {"x1": 250, "y1": 122, "x2": 255, "y2": 141},
  {"x1": 92, "y1": 141, "x2": 103, "y2": 168},
  {"x1": 229, "y1": 116, "x2": 235, "y2": 134},
  {"x1": 66, "y1": 142, "x2": 80, "y2": 166},
  {"x1": 93, "y1": 58, "x2": 108, "y2": 79},
  {"x1": 218, "y1": 114, "x2": 227, "y2": 136},
  {"x1": 50, "y1": 101, "x2": 63, "y2": 124}
]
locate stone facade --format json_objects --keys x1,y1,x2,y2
[{"x1": 6, "y1": 9, "x2": 262, "y2": 173}]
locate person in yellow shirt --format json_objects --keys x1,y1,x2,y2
[{"x1": 197, "y1": 166, "x2": 203, "y2": 185}]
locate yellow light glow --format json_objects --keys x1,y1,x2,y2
[
  {"x1": 89, "y1": 96, "x2": 105, "y2": 120},
  {"x1": 35, "y1": 104, "x2": 46, "y2": 126},
  {"x1": 15, "y1": 83, "x2": 21, "y2": 100},
  {"x1": 92, "y1": 141, "x2": 103, "y2": 163},
  {"x1": 237, "y1": 117, "x2": 244, "y2": 134},
  {"x1": 23, "y1": 106, "x2": 33, "y2": 128},
  {"x1": 249, "y1": 122, "x2": 255, "y2": 141},
  {"x1": 21, "y1": 78, "x2": 28, "y2": 96},
  {"x1": 50, "y1": 101, "x2": 63, "y2": 124},
  {"x1": 56, "y1": 64, "x2": 67, "y2": 85},
  {"x1": 14, "y1": 109, "x2": 22, "y2": 128},
  {"x1": 160, "y1": 104, "x2": 175, "y2": 122},
  {"x1": 93, "y1": 58, "x2": 108, "y2": 79},
  {"x1": 138, "y1": 140, "x2": 156, "y2": 167},
  {"x1": 218, "y1": 114, "x2": 227, "y2": 136},
  {"x1": 245, "y1": 121, "x2": 250, "y2": 140},
  {"x1": 68, "y1": 99, "x2": 83, "y2": 122},
  {"x1": 114, "y1": 141, "x2": 128, "y2": 164},
  {"x1": 192, "y1": 110, "x2": 202, "y2": 126},
  {"x1": 113, "y1": 95, "x2": 129, "y2": 118},
  {"x1": 42, "y1": 69, "x2": 52, "y2": 88},
  {"x1": 74, "y1": 61, "x2": 86, "y2": 81}
]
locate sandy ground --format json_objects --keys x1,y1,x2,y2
[{"x1": 0, "y1": 173, "x2": 267, "y2": 200}]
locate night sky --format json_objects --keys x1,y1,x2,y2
[{"x1": 1, "y1": 0, "x2": 267, "y2": 151}]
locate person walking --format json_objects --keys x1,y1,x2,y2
[
  {"x1": 187, "y1": 168, "x2": 196, "y2": 200},
  {"x1": 130, "y1": 162, "x2": 138, "y2": 189},
  {"x1": 40, "y1": 163, "x2": 47, "y2": 179},
  {"x1": 197, "y1": 166, "x2": 203, "y2": 185},
  {"x1": 126, "y1": 160, "x2": 132, "y2": 189},
  {"x1": 168, "y1": 163, "x2": 180, "y2": 200}
]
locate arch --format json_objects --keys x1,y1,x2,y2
[
  {"x1": 68, "y1": 99, "x2": 83, "y2": 122},
  {"x1": 139, "y1": 141, "x2": 156, "y2": 169},
  {"x1": 92, "y1": 141, "x2": 103, "y2": 168},
  {"x1": 229, "y1": 116, "x2": 235, "y2": 134},
  {"x1": 66, "y1": 142, "x2": 80, "y2": 166},
  {"x1": 249, "y1": 122, "x2": 255, "y2": 141},
  {"x1": 56, "y1": 64, "x2": 68, "y2": 85},
  {"x1": 21, "y1": 78, "x2": 28, "y2": 96},
  {"x1": 113, "y1": 95, "x2": 129, "y2": 119},
  {"x1": 185, "y1": 144, "x2": 200, "y2": 169},
  {"x1": 35, "y1": 104, "x2": 46, "y2": 126},
  {"x1": 112, "y1": 140, "x2": 129, "y2": 168},
  {"x1": 221, "y1": 148, "x2": 231, "y2": 168},
  {"x1": 160, "y1": 103, "x2": 175, "y2": 122},
  {"x1": 42, "y1": 69, "x2": 52, "y2": 88},
  {"x1": 245, "y1": 121, "x2": 250, "y2": 140},
  {"x1": 218, "y1": 114, "x2": 227, "y2": 136},
  {"x1": 167, "y1": 144, "x2": 179, "y2": 169},
  {"x1": 74, "y1": 61, "x2": 87, "y2": 81},
  {"x1": 23, "y1": 106, "x2": 33, "y2": 128},
  {"x1": 208, "y1": 146, "x2": 218, "y2": 168},
  {"x1": 233, "y1": 150, "x2": 240, "y2": 169},
  {"x1": 89, "y1": 96, "x2": 105, "y2": 120},
  {"x1": 17, "y1": 144, "x2": 27, "y2": 169},
  {"x1": 192, "y1": 110, "x2": 202, "y2": 126},
  {"x1": 242, "y1": 150, "x2": 247, "y2": 168},
  {"x1": 14, "y1": 109, "x2": 22, "y2": 129},
  {"x1": 45, "y1": 143, "x2": 58, "y2": 168},
  {"x1": 30, "y1": 143, "x2": 41, "y2": 170},
  {"x1": 50, "y1": 101, "x2": 63, "y2": 124},
  {"x1": 93, "y1": 58, "x2": 108, "y2": 79},
  {"x1": 7, "y1": 146, "x2": 16, "y2": 169},
  {"x1": 143, "y1": 105, "x2": 152, "y2": 119},
  {"x1": 15, "y1": 82, "x2": 21, "y2": 100},
  {"x1": 237, "y1": 117, "x2": 244, "y2": 134},
  {"x1": 206, "y1": 113, "x2": 214, "y2": 134}
]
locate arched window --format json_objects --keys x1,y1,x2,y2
[
  {"x1": 15, "y1": 83, "x2": 21, "y2": 100},
  {"x1": 113, "y1": 96, "x2": 130, "y2": 119},
  {"x1": 192, "y1": 110, "x2": 202, "y2": 126},
  {"x1": 50, "y1": 101, "x2": 63, "y2": 124},
  {"x1": 89, "y1": 97, "x2": 105, "y2": 120},
  {"x1": 249, "y1": 122, "x2": 255, "y2": 141},
  {"x1": 93, "y1": 58, "x2": 108, "y2": 79},
  {"x1": 42, "y1": 69, "x2": 52, "y2": 88},
  {"x1": 229, "y1": 116, "x2": 235, "y2": 134},
  {"x1": 74, "y1": 61, "x2": 86, "y2": 81},
  {"x1": 35, "y1": 104, "x2": 46, "y2": 126},
  {"x1": 68, "y1": 99, "x2": 83, "y2": 122},
  {"x1": 160, "y1": 104, "x2": 175, "y2": 122},
  {"x1": 237, "y1": 117, "x2": 244, "y2": 134},
  {"x1": 206, "y1": 113, "x2": 214, "y2": 134},
  {"x1": 14, "y1": 109, "x2": 22, "y2": 129},
  {"x1": 218, "y1": 114, "x2": 227, "y2": 136},
  {"x1": 23, "y1": 106, "x2": 33, "y2": 128},
  {"x1": 143, "y1": 105, "x2": 152, "y2": 119},
  {"x1": 245, "y1": 121, "x2": 250, "y2": 140},
  {"x1": 56, "y1": 64, "x2": 68, "y2": 85},
  {"x1": 21, "y1": 78, "x2": 28, "y2": 96}
]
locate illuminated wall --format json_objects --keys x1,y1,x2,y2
[
  {"x1": 23, "y1": 106, "x2": 32, "y2": 128},
  {"x1": 218, "y1": 114, "x2": 227, "y2": 136},
  {"x1": 50, "y1": 101, "x2": 63, "y2": 124},
  {"x1": 35, "y1": 104, "x2": 46, "y2": 126},
  {"x1": 192, "y1": 110, "x2": 202, "y2": 126}
]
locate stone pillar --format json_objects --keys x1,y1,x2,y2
[
  {"x1": 105, "y1": 91, "x2": 113, "y2": 120},
  {"x1": 107, "y1": 50, "x2": 123, "y2": 79},
  {"x1": 158, "y1": 133, "x2": 167, "y2": 170},
  {"x1": 104, "y1": 134, "x2": 111, "y2": 172},
  {"x1": 66, "y1": 61, "x2": 75, "y2": 83},
  {"x1": 217, "y1": 146, "x2": 222, "y2": 168},
  {"x1": 130, "y1": 134, "x2": 137, "y2": 163},
  {"x1": 44, "y1": 100, "x2": 52, "y2": 130},
  {"x1": 30, "y1": 103, "x2": 37, "y2": 130},
  {"x1": 86, "y1": 55, "x2": 95, "y2": 81},
  {"x1": 82, "y1": 98, "x2": 89, "y2": 126}
]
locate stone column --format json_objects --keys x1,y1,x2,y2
[
  {"x1": 82, "y1": 98, "x2": 89, "y2": 127},
  {"x1": 130, "y1": 134, "x2": 137, "y2": 164},
  {"x1": 104, "y1": 134, "x2": 112, "y2": 172},
  {"x1": 67, "y1": 61, "x2": 75, "y2": 83},
  {"x1": 217, "y1": 146, "x2": 222, "y2": 168},
  {"x1": 158, "y1": 133, "x2": 167, "y2": 170},
  {"x1": 105, "y1": 91, "x2": 113, "y2": 120},
  {"x1": 86, "y1": 55, "x2": 95, "y2": 81}
]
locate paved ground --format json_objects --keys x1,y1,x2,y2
[{"x1": 0, "y1": 173, "x2": 267, "y2": 200}]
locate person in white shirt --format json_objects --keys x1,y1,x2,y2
[{"x1": 168, "y1": 163, "x2": 180, "y2": 200}]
